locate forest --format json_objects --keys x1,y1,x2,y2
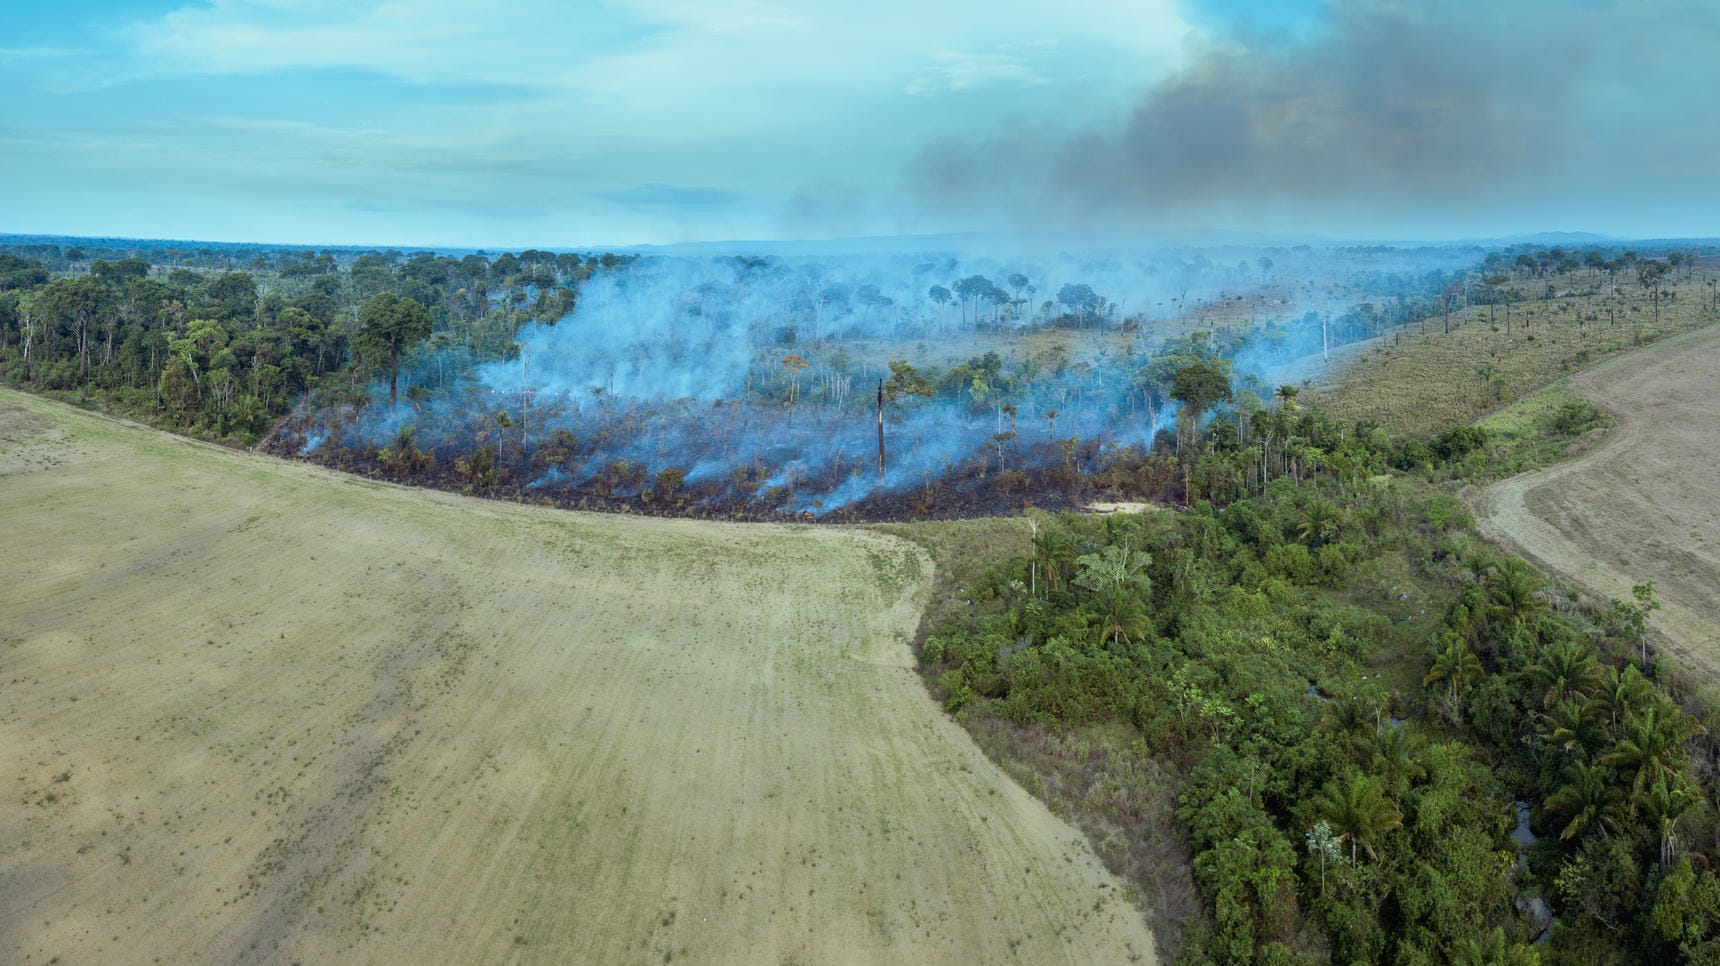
[
  {"x1": 903, "y1": 392, "x2": 1720, "y2": 962},
  {"x1": 3, "y1": 234, "x2": 1672, "y2": 520},
  {"x1": 4, "y1": 235, "x2": 1717, "y2": 963}
]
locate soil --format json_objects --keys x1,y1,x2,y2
[
  {"x1": 1468, "y1": 324, "x2": 1720, "y2": 679},
  {"x1": 0, "y1": 389, "x2": 1155, "y2": 964}
]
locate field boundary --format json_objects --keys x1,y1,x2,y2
[{"x1": 1466, "y1": 322, "x2": 1720, "y2": 680}]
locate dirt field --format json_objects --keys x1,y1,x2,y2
[
  {"x1": 0, "y1": 389, "x2": 1154, "y2": 964},
  {"x1": 1469, "y1": 324, "x2": 1720, "y2": 680}
]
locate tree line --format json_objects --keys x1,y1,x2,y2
[{"x1": 0, "y1": 244, "x2": 635, "y2": 442}]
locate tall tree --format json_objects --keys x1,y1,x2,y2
[
  {"x1": 355, "y1": 293, "x2": 432, "y2": 405},
  {"x1": 1637, "y1": 260, "x2": 1671, "y2": 325},
  {"x1": 877, "y1": 359, "x2": 932, "y2": 476},
  {"x1": 1314, "y1": 771, "x2": 1401, "y2": 863}
]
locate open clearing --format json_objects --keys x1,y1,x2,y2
[
  {"x1": 0, "y1": 389, "x2": 1152, "y2": 964},
  {"x1": 1469, "y1": 324, "x2": 1720, "y2": 679}
]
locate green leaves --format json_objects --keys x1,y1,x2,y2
[{"x1": 1314, "y1": 770, "x2": 1403, "y2": 863}]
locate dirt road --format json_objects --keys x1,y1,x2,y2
[
  {"x1": 0, "y1": 390, "x2": 1153, "y2": 964},
  {"x1": 1469, "y1": 325, "x2": 1720, "y2": 680}
]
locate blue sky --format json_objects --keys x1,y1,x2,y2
[{"x1": 1, "y1": 1, "x2": 1714, "y2": 248}]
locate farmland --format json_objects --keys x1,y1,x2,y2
[
  {"x1": 1306, "y1": 264, "x2": 1718, "y2": 438},
  {"x1": 1469, "y1": 322, "x2": 1720, "y2": 680},
  {"x1": 0, "y1": 388, "x2": 1153, "y2": 964}
]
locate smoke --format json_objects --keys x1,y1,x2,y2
[
  {"x1": 285, "y1": 242, "x2": 1479, "y2": 515},
  {"x1": 907, "y1": 0, "x2": 1720, "y2": 236}
]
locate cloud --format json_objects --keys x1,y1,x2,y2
[{"x1": 904, "y1": 48, "x2": 1050, "y2": 96}]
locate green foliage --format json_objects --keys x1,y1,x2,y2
[
  {"x1": 912, "y1": 428, "x2": 1716, "y2": 960},
  {"x1": 0, "y1": 243, "x2": 596, "y2": 443}
]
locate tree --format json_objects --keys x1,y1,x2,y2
[
  {"x1": 1637, "y1": 260, "x2": 1671, "y2": 326},
  {"x1": 38, "y1": 275, "x2": 110, "y2": 378},
  {"x1": 1073, "y1": 543, "x2": 1152, "y2": 647},
  {"x1": 355, "y1": 293, "x2": 432, "y2": 405},
  {"x1": 1314, "y1": 770, "x2": 1401, "y2": 862},
  {"x1": 1601, "y1": 702, "x2": 1698, "y2": 796},
  {"x1": 1172, "y1": 361, "x2": 1232, "y2": 422},
  {"x1": 1610, "y1": 582, "x2": 1661, "y2": 670},
  {"x1": 1424, "y1": 637, "x2": 1483, "y2": 710},
  {"x1": 1055, "y1": 282, "x2": 1101, "y2": 326},
  {"x1": 927, "y1": 284, "x2": 951, "y2": 326},
  {"x1": 1529, "y1": 639, "x2": 1602, "y2": 710},
  {"x1": 1448, "y1": 927, "x2": 1539, "y2": 966},
  {"x1": 953, "y1": 275, "x2": 995, "y2": 326},
  {"x1": 1544, "y1": 760, "x2": 1621, "y2": 841},
  {"x1": 781, "y1": 353, "x2": 809, "y2": 409},
  {"x1": 1007, "y1": 272, "x2": 1029, "y2": 317},
  {"x1": 1482, "y1": 274, "x2": 1509, "y2": 330},
  {"x1": 877, "y1": 359, "x2": 932, "y2": 476},
  {"x1": 1304, "y1": 820, "x2": 1345, "y2": 897},
  {"x1": 15, "y1": 289, "x2": 41, "y2": 379}
]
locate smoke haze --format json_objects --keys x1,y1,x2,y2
[{"x1": 908, "y1": 0, "x2": 1720, "y2": 238}]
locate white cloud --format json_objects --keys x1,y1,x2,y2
[
  {"x1": 904, "y1": 49, "x2": 1050, "y2": 95},
  {"x1": 4, "y1": 0, "x2": 1196, "y2": 243}
]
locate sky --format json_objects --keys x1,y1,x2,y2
[{"x1": 1, "y1": 0, "x2": 1716, "y2": 249}]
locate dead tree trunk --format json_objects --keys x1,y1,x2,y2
[{"x1": 876, "y1": 380, "x2": 886, "y2": 478}]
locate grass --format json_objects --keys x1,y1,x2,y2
[
  {"x1": 0, "y1": 388, "x2": 1154, "y2": 965},
  {"x1": 873, "y1": 514, "x2": 1035, "y2": 636},
  {"x1": 1465, "y1": 322, "x2": 1720, "y2": 685},
  {"x1": 1308, "y1": 268, "x2": 1720, "y2": 439},
  {"x1": 1471, "y1": 382, "x2": 1612, "y2": 478}
]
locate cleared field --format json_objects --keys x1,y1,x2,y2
[
  {"x1": 0, "y1": 390, "x2": 1153, "y2": 964},
  {"x1": 1306, "y1": 268, "x2": 1718, "y2": 438},
  {"x1": 1468, "y1": 324, "x2": 1720, "y2": 679}
]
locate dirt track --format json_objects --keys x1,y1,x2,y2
[
  {"x1": 0, "y1": 390, "x2": 1153, "y2": 964},
  {"x1": 1469, "y1": 325, "x2": 1720, "y2": 680}
]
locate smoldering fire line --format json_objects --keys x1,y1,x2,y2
[{"x1": 269, "y1": 246, "x2": 1478, "y2": 518}]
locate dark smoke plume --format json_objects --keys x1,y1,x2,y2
[{"x1": 909, "y1": 0, "x2": 1718, "y2": 234}]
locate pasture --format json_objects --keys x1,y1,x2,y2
[
  {"x1": 1308, "y1": 267, "x2": 1718, "y2": 437},
  {"x1": 1469, "y1": 323, "x2": 1720, "y2": 680}
]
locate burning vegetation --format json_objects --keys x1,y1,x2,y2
[{"x1": 265, "y1": 246, "x2": 1485, "y2": 520}]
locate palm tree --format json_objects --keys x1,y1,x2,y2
[
  {"x1": 384, "y1": 423, "x2": 424, "y2": 474},
  {"x1": 1448, "y1": 927, "x2": 1539, "y2": 966},
  {"x1": 1296, "y1": 496, "x2": 1341, "y2": 546},
  {"x1": 1544, "y1": 761, "x2": 1622, "y2": 841},
  {"x1": 1543, "y1": 700, "x2": 1606, "y2": 761},
  {"x1": 1602, "y1": 703, "x2": 1700, "y2": 796},
  {"x1": 493, "y1": 409, "x2": 514, "y2": 463},
  {"x1": 1529, "y1": 639, "x2": 1603, "y2": 710},
  {"x1": 1370, "y1": 726, "x2": 1427, "y2": 797},
  {"x1": 1638, "y1": 777, "x2": 1698, "y2": 869},
  {"x1": 1487, "y1": 558, "x2": 1547, "y2": 633},
  {"x1": 1461, "y1": 544, "x2": 1497, "y2": 583},
  {"x1": 1324, "y1": 696, "x2": 1379, "y2": 760},
  {"x1": 1593, "y1": 664, "x2": 1651, "y2": 732},
  {"x1": 1074, "y1": 544, "x2": 1152, "y2": 647},
  {"x1": 1315, "y1": 771, "x2": 1402, "y2": 863},
  {"x1": 1424, "y1": 637, "x2": 1484, "y2": 707},
  {"x1": 1032, "y1": 524, "x2": 1076, "y2": 593}
]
